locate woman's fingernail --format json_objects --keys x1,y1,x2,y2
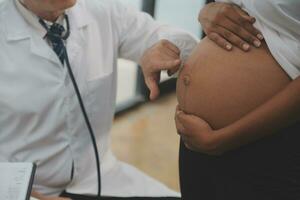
[
  {"x1": 243, "y1": 43, "x2": 250, "y2": 51},
  {"x1": 257, "y1": 34, "x2": 264, "y2": 40},
  {"x1": 226, "y1": 44, "x2": 232, "y2": 50},
  {"x1": 254, "y1": 40, "x2": 261, "y2": 47}
]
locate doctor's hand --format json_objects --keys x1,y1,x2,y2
[
  {"x1": 199, "y1": 2, "x2": 264, "y2": 51},
  {"x1": 175, "y1": 106, "x2": 223, "y2": 156},
  {"x1": 140, "y1": 39, "x2": 181, "y2": 100}
]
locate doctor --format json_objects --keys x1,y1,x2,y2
[{"x1": 0, "y1": 0, "x2": 197, "y2": 199}]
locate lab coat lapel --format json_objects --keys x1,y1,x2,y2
[
  {"x1": 30, "y1": 34, "x2": 62, "y2": 66},
  {"x1": 2, "y1": 0, "x2": 92, "y2": 68},
  {"x1": 66, "y1": 1, "x2": 92, "y2": 64},
  {"x1": 3, "y1": 0, "x2": 62, "y2": 66}
]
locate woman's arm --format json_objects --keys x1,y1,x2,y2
[{"x1": 176, "y1": 76, "x2": 300, "y2": 155}]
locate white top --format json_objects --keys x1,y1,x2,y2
[
  {"x1": 217, "y1": 0, "x2": 300, "y2": 79},
  {"x1": 0, "y1": 0, "x2": 198, "y2": 197}
]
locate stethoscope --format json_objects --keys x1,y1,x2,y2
[{"x1": 39, "y1": 15, "x2": 102, "y2": 199}]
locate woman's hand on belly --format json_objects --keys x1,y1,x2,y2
[
  {"x1": 175, "y1": 106, "x2": 223, "y2": 156},
  {"x1": 176, "y1": 76, "x2": 300, "y2": 155},
  {"x1": 199, "y1": 2, "x2": 263, "y2": 51}
]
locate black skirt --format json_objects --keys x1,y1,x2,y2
[{"x1": 179, "y1": 122, "x2": 300, "y2": 200}]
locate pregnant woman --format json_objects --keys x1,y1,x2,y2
[{"x1": 176, "y1": 1, "x2": 300, "y2": 200}]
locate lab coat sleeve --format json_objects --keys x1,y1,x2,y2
[{"x1": 111, "y1": 0, "x2": 199, "y2": 64}]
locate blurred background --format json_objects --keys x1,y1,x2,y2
[{"x1": 112, "y1": 0, "x2": 208, "y2": 192}]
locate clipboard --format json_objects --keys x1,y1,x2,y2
[{"x1": 0, "y1": 162, "x2": 36, "y2": 200}]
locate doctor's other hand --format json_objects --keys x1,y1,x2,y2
[
  {"x1": 31, "y1": 191, "x2": 71, "y2": 200},
  {"x1": 199, "y1": 2, "x2": 263, "y2": 51},
  {"x1": 140, "y1": 39, "x2": 181, "y2": 100},
  {"x1": 175, "y1": 106, "x2": 223, "y2": 156}
]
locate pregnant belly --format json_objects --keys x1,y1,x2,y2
[{"x1": 176, "y1": 37, "x2": 291, "y2": 130}]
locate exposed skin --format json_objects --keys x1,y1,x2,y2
[
  {"x1": 175, "y1": 3, "x2": 300, "y2": 156},
  {"x1": 139, "y1": 39, "x2": 181, "y2": 100},
  {"x1": 176, "y1": 76, "x2": 300, "y2": 155},
  {"x1": 22, "y1": 0, "x2": 77, "y2": 22}
]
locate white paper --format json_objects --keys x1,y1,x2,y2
[{"x1": 0, "y1": 162, "x2": 34, "y2": 200}]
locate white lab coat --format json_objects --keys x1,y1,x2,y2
[{"x1": 0, "y1": 0, "x2": 198, "y2": 197}]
